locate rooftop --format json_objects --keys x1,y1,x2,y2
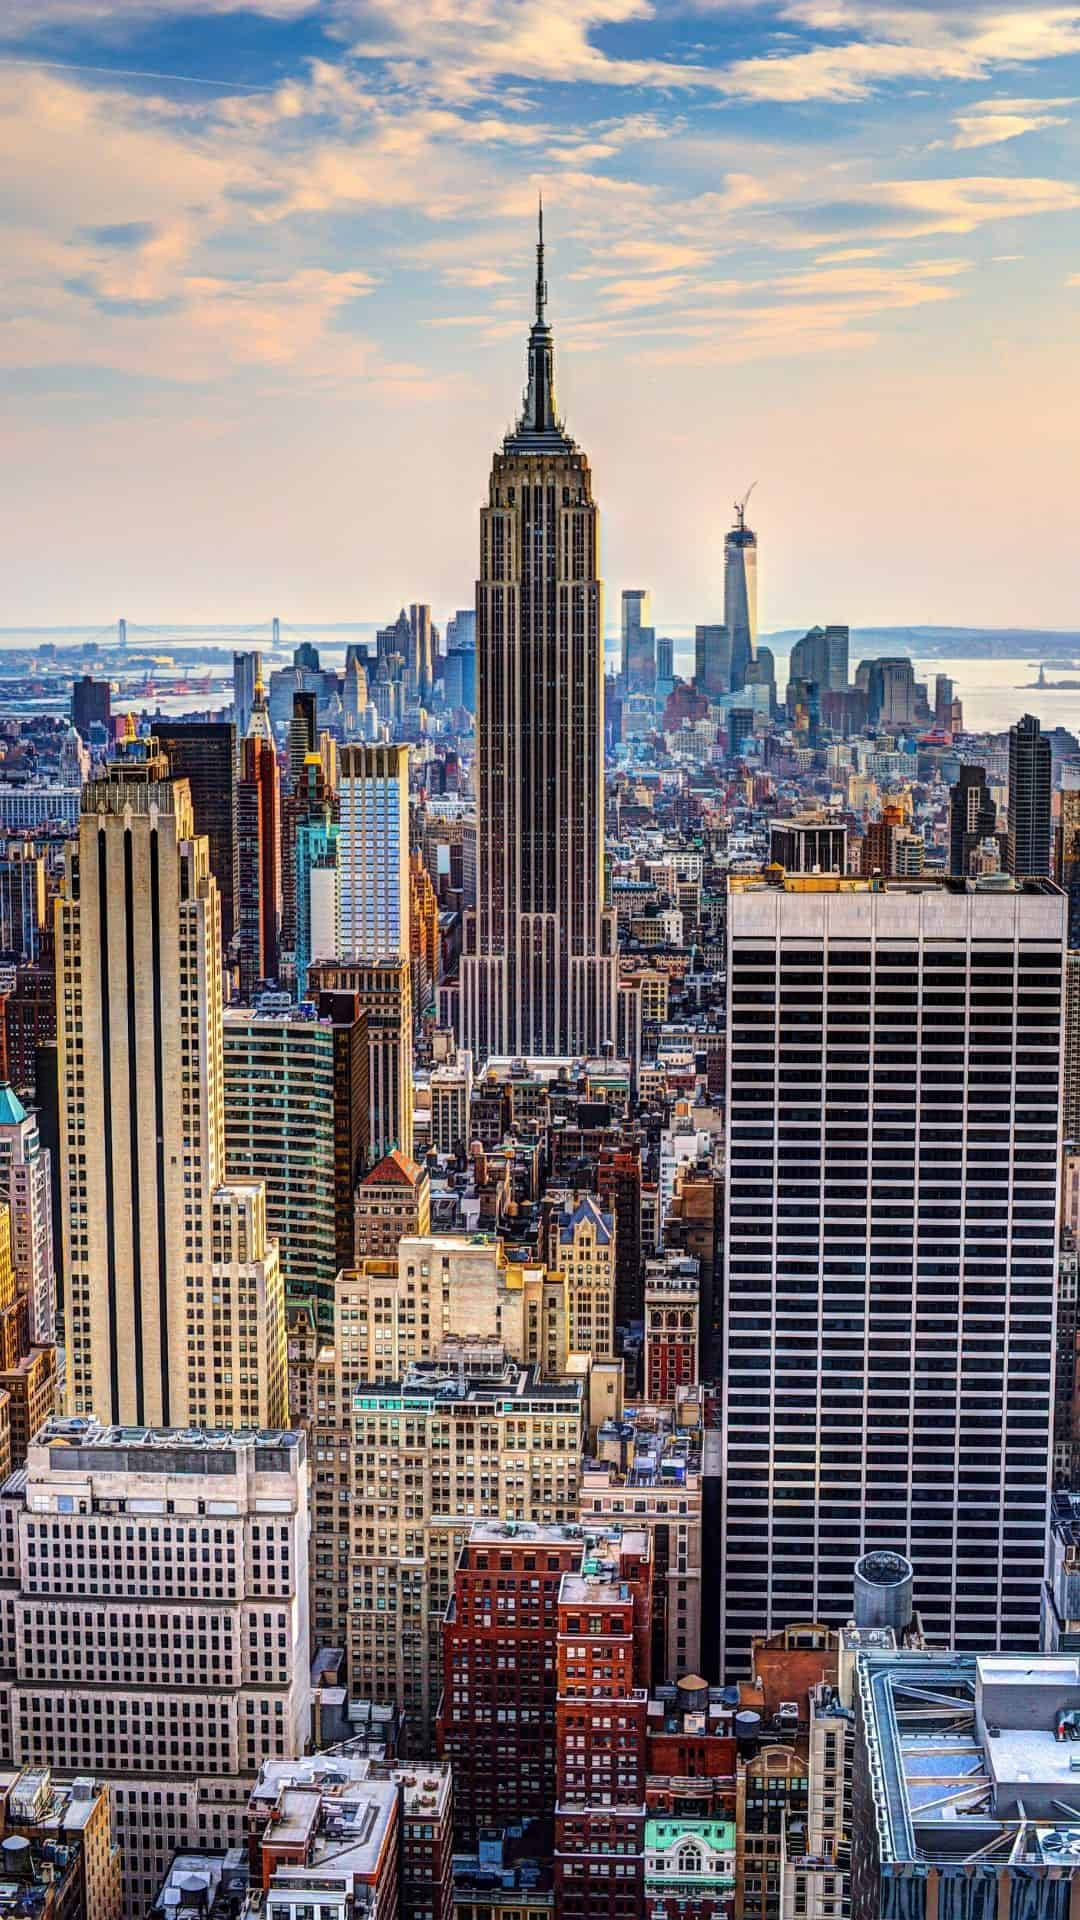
[
  {"x1": 353, "y1": 1360, "x2": 582, "y2": 1408},
  {"x1": 466, "y1": 1520, "x2": 587, "y2": 1547},
  {"x1": 856, "y1": 1651, "x2": 1080, "y2": 1872},
  {"x1": 360, "y1": 1149, "x2": 424, "y2": 1187},
  {"x1": 645, "y1": 1818, "x2": 736, "y2": 1852},
  {"x1": 729, "y1": 872, "x2": 1062, "y2": 896},
  {"x1": 34, "y1": 1417, "x2": 300, "y2": 1452}
]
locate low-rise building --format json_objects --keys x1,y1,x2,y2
[
  {"x1": 354, "y1": 1152, "x2": 431, "y2": 1262},
  {"x1": 0, "y1": 1768, "x2": 122, "y2": 1920}
]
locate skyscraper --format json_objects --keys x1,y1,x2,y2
[
  {"x1": 56, "y1": 754, "x2": 286, "y2": 1427},
  {"x1": 460, "y1": 207, "x2": 618, "y2": 1060},
  {"x1": 1058, "y1": 763, "x2": 1080, "y2": 945},
  {"x1": 153, "y1": 720, "x2": 238, "y2": 948},
  {"x1": 223, "y1": 1002, "x2": 337, "y2": 1319},
  {"x1": 309, "y1": 957, "x2": 413, "y2": 1162},
  {"x1": 622, "y1": 588, "x2": 655, "y2": 694},
  {"x1": 71, "y1": 674, "x2": 111, "y2": 742},
  {"x1": 721, "y1": 872, "x2": 1064, "y2": 1672},
  {"x1": 724, "y1": 497, "x2": 758, "y2": 691},
  {"x1": 787, "y1": 625, "x2": 849, "y2": 703},
  {"x1": 235, "y1": 729, "x2": 281, "y2": 996},
  {"x1": 1008, "y1": 711, "x2": 1052, "y2": 877},
  {"x1": 233, "y1": 648, "x2": 260, "y2": 739},
  {"x1": 949, "y1": 764, "x2": 998, "y2": 877},
  {"x1": 409, "y1": 603, "x2": 435, "y2": 703},
  {"x1": 0, "y1": 1080, "x2": 55, "y2": 1345},
  {"x1": 694, "y1": 622, "x2": 731, "y2": 701},
  {"x1": 338, "y1": 742, "x2": 409, "y2": 963},
  {"x1": 0, "y1": 842, "x2": 45, "y2": 963}
]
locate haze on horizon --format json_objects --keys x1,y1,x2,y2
[{"x1": 3, "y1": 0, "x2": 1079, "y2": 632}]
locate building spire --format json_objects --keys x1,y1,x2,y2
[
  {"x1": 507, "y1": 195, "x2": 568, "y2": 446},
  {"x1": 536, "y1": 193, "x2": 546, "y2": 325}
]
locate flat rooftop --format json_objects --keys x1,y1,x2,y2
[
  {"x1": 354, "y1": 1362, "x2": 582, "y2": 1407},
  {"x1": 856, "y1": 1652, "x2": 1080, "y2": 1872},
  {"x1": 466, "y1": 1520, "x2": 587, "y2": 1547},
  {"x1": 34, "y1": 1418, "x2": 300, "y2": 1452},
  {"x1": 560, "y1": 1571, "x2": 632, "y2": 1607},
  {"x1": 729, "y1": 873, "x2": 1062, "y2": 896}
]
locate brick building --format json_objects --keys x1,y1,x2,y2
[
  {"x1": 554, "y1": 1532, "x2": 652, "y2": 1920},
  {"x1": 643, "y1": 1259, "x2": 699, "y2": 1404},
  {"x1": 437, "y1": 1521, "x2": 584, "y2": 1848},
  {"x1": 354, "y1": 1150, "x2": 430, "y2": 1262}
]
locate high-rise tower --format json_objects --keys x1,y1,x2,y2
[
  {"x1": 1008, "y1": 711, "x2": 1052, "y2": 878},
  {"x1": 721, "y1": 872, "x2": 1064, "y2": 1672},
  {"x1": 460, "y1": 205, "x2": 618, "y2": 1061},
  {"x1": 725, "y1": 492, "x2": 758, "y2": 692},
  {"x1": 56, "y1": 752, "x2": 286, "y2": 1428}
]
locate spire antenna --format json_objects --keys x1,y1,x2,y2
[{"x1": 535, "y1": 192, "x2": 547, "y2": 325}]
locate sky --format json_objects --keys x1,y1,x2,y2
[{"x1": 2, "y1": 0, "x2": 1080, "y2": 634}]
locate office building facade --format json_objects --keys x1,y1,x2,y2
[
  {"x1": 1008, "y1": 712, "x2": 1053, "y2": 878},
  {"x1": 223, "y1": 1005, "x2": 337, "y2": 1318},
  {"x1": 235, "y1": 731, "x2": 281, "y2": 997},
  {"x1": 0, "y1": 1421, "x2": 310, "y2": 1920},
  {"x1": 0, "y1": 1081, "x2": 55, "y2": 1345},
  {"x1": 308, "y1": 958, "x2": 413, "y2": 1162},
  {"x1": 722, "y1": 875, "x2": 1065, "y2": 1672},
  {"x1": 153, "y1": 722, "x2": 239, "y2": 949},
  {"x1": 0, "y1": 843, "x2": 46, "y2": 964},
  {"x1": 459, "y1": 211, "x2": 618, "y2": 1062},
  {"x1": 56, "y1": 760, "x2": 286, "y2": 1428},
  {"x1": 338, "y1": 744, "x2": 410, "y2": 966}
]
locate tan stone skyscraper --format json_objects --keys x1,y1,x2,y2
[
  {"x1": 57, "y1": 752, "x2": 286, "y2": 1427},
  {"x1": 460, "y1": 206, "x2": 617, "y2": 1060}
]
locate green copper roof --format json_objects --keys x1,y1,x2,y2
[
  {"x1": 645, "y1": 1819, "x2": 736, "y2": 1852},
  {"x1": 0, "y1": 1084, "x2": 27, "y2": 1127}
]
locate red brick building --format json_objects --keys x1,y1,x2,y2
[
  {"x1": 644, "y1": 1260, "x2": 700, "y2": 1404},
  {"x1": 437, "y1": 1521, "x2": 584, "y2": 1848},
  {"x1": 554, "y1": 1531, "x2": 653, "y2": 1920}
]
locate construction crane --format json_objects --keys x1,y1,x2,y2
[{"x1": 734, "y1": 481, "x2": 758, "y2": 532}]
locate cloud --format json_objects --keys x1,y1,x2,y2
[
  {"x1": 709, "y1": 3, "x2": 1080, "y2": 103},
  {"x1": 773, "y1": 172, "x2": 1080, "y2": 242},
  {"x1": 951, "y1": 94, "x2": 1075, "y2": 147}
]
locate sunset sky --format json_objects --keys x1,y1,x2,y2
[{"x1": 4, "y1": 0, "x2": 1080, "y2": 633}]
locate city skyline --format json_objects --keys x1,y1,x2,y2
[{"x1": 2, "y1": 2, "x2": 1079, "y2": 629}]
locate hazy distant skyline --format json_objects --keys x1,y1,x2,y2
[{"x1": 3, "y1": 0, "x2": 1079, "y2": 629}]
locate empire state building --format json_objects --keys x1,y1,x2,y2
[{"x1": 460, "y1": 209, "x2": 618, "y2": 1061}]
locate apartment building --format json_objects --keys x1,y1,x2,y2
[
  {"x1": 0, "y1": 1420, "x2": 311, "y2": 1919},
  {"x1": 556, "y1": 1197, "x2": 615, "y2": 1361},
  {"x1": 578, "y1": 1389, "x2": 720, "y2": 1683},
  {"x1": 328, "y1": 1361, "x2": 583, "y2": 1744}
]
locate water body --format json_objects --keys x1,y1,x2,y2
[{"x1": 2, "y1": 629, "x2": 1076, "y2": 739}]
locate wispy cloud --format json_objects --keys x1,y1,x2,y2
[{"x1": 952, "y1": 94, "x2": 1076, "y2": 147}]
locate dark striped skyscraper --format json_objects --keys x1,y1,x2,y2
[
  {"x1": 460, "y1": 208, "x2": 617, "y2": 1059},
  {"x1": 1008, "y1": 711, "x2": 1052, "y2": 877},
  {"x1": 721, "y1": 871, "x2": 1064, "y2": 1672}
]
